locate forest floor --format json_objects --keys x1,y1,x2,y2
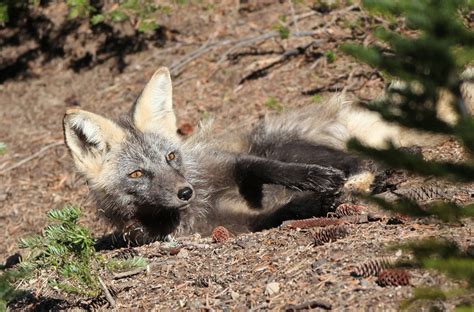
[{"x1": 1, "y1": 1, "x2": 473, "y2": 310}]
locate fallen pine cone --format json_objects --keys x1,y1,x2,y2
[
  {"x1": 335, "y1": 203, "x2": 368, "y2": 217},
  {"x1": 386, "y1": 214, "x2": 409, "y2": 225},
  {"x1": 211, "y1": 226, "x2": 230, "y2": 243},
  {"x1": 177, "y1": 123, "x2": 193, "y2": 136},
  {"x1": 282, "y1": 217, "x2": 341, "y2": 229},
  {"x1": 377, "y1": 269, "x2": 410, "y2": 287},
  {"x1": 351, "y1": 257, "x2": 395, "y2": 277},
  {"x1": 313, "y1": 225, "x2": 350, "y2": 246},
  {"x1": 339, "y1": 214, "x2": 369, "y2": 224}
]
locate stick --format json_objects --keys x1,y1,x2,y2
[
  {"x1": 284, "y1": 300, "x2": 332, "y2": 311},
  {"x1": 169, "y1": 39, "x2": 234, "y2": 77},
  {"x1": 112, "y1": 266, "x2": 147, "y2": 279},
  {"x1": 289, "y1": 0, "x2": 300, "y2": 33},
  {"x1": 0, "y1": 141, "x2": 63, "y2": 175},
  {"x1": 98, "y1": 276, "x2": 116, "y2": 308}
]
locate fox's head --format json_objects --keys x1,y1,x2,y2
[{"x1": 63, "y1": 67, "x2": 195, "y2": 238}]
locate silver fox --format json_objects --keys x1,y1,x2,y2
[{"x1": 63, "y1": 67, "x2": 472, "y2": 241}]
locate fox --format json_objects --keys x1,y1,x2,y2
[{"x1": 63, "y1": 67, "x2": 473, "y2": 242}]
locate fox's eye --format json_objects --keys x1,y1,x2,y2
[
  {"x1": 128, "y1": 170, "x2": 143, "y2": 178},
  {"x1": 166, "y1": 152, "x2": 176, "y2": 161}
]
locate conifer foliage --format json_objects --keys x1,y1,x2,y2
[{"x1": 342, "y1": 0, "x2": 473, "y2": 308}]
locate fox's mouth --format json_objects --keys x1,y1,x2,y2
[
  {"x1": 130, "y1": 204, "x2": 182, "y2": 237},
  {"x1": 176, "y1": 203, "x2": 190, "y2": 211}
]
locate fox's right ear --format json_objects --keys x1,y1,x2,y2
[
  {"x1": 63, "y1": 108, "x2": 125, "y2": 179},
  {"x1": 132, "y1": 67, "x2": 178, "y2": 139}
]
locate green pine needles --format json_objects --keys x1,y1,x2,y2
[
  {"x1": 0, "y1": 205, "x2": 147, "y2": 308},
  {"x1": 342, "y1": 0, "x2": 474, "y2": 309},
  {"x1": 18, "y1": 206, "x2": 101, "y2": 297}
]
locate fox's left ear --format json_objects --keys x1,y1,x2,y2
[{"x1": 132, "y1": 67, "x2": 178, "y2": 139}]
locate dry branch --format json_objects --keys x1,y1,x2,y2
[
  {"x1": 112, "y1": 265, "x2": 148, "y2": 279},
  {"x1": 98, "y1": 276, "x2": 116, "y2": 307},
  {"x1": 0, "y1": 141, "x2": 63, "y2": 175}
]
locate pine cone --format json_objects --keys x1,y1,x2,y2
[
  {"x1": 377, "y1": 269, "x2": 410, "y2": 287},
  {"x1": 335, "y1": 204, "x2": 367, "y2": 217},
  {"x1": 351, "y1": 257, "x2": 395, "y2": 277},
  {"x1": 340, "y1": 214, "x2": 369, "y2": 224},
  {"x1": 211, "y1": 226, "x2": 230, "y2": 243},
  {"x1": 313, "y1": 225, "x2": 350, "y2": 246},
  {"x1": 282, "y1": 217, "x2": 341, "y2": 229}
]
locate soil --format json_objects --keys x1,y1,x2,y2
[{"x1": 0, "y1": 1, "x2": 473, "y2": 310}]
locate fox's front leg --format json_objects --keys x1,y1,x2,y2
[{"x1": 234, "y1": 155, "x2": 345, "y2": 209}]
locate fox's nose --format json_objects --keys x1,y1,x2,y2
[{"x1": 177, "y1": 187, "x2": 193, "y2": 201}]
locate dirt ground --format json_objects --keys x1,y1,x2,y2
[{"x1": 1, "y1": 1, "x2": 473, "y2": 310}]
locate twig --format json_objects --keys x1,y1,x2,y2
[
  {"x1": 342, "y1": 68, "x2": 357, "y2": 94},
  {"x1": 112, "y1": 265, "x2": 147, "y2": 279},
  {"x1": 209, "y1": 30, "x2": 321, "y2": 81},
  {"x1": 302, "y1": 71, "x2": 381, "y2": 95},
  {"x1": 0, "y1": 141, "x2": 63, "y2": 175},
  {"x1": 239, "y1": 41, "x2": 320, "y2": 84},
  {"x1": 98, "y1": 276, "x2": 116, "y2": 308},
  {"x1": 169, "y1": 39, "x2": 234, "y2": 77},
  {"x1": 284, "y1": 299, "x2": 332, "y2": 311},
  {"x1": 289, "y1": 0, "x2": 300, "y2": 33}
]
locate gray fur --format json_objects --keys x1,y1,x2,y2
[{"x1": 64, "y1": 67, "x2": 472, "y2": 241}]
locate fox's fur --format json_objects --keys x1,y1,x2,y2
[{"x1": 63, "y1": 67, "x2": 473, "y2": 241}]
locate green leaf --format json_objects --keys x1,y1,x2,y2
[
  {"x1": 325, "y1": 51, "x2": 336, "y2": 63},
  {"x1": 0, "y1": 3, "x2": 8, "y2": 24},
  {"x1": 109, "y1": 9, "x2": 128, "y2": 22},
  {"x1": 264, "y1": 97, "x2": 284, "y2": 112},
  {"x1": 90, "y1": 14, "x2": 105, "y2": 25}
]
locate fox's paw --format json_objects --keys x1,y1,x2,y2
[
  {"x1": 304, "y1": 165, "x2": 346, "y2": 194},
  {"x1": 344, "y1": 171, "x2": 374, "y2": 193}
]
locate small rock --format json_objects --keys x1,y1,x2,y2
[
  {"x1": 265, "y1": 282, "x2": 280, "y2": 296},
  {"x1": 311, "y1": 258, "x2": 327, "y2": 269},
  {"x1": 178, "y1": 300, "x2": 186, "y2": 308},
  {"x1": 177, "y1": 248, "x2": 189, "y2": 259},
  {"x1": 359, "y1": 279, "x2": 370, "y2": 287},
  {"x1": 230, "y1": 291, "x2": 240, "y2": 300},
  {"x1": 0, "y1": 191, "x2": 8, "y2": 202}
]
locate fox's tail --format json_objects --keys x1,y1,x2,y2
[{"x1": 259, "y1": 68, "x2": 474, "y2": 150}]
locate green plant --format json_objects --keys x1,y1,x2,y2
[
  {"x1": 264, "y1": 96, "x2": 284, "y2": 112},
  {"x1": 0, "y1": 269, "x2": 27, "y2": 311},
  {"x1": 0, "y1": 142, "x2": 6, "y2": 155},
  {"x1": 0, "y1": 205, "x2": 149, "y2": 305},
  {"x1": 312, "y1": 94, "x2": 323, "y2": 103},
  {"x1": 0, "y1": 2, "x2": 7, "y2": 24},
  {"x1": 341, "y1": 0, "x2": 474, "y2": 308},
  {"x1": 18, "y1": 206, "x2": 101, "y2": 296},
  {"x1": 272, "y1": 15, "x2": 290, "y2": 40},
  {"x1": 91, "y1": 0, "x2": 161, "y2": 33},
  {"x1": 106, "y1": 256, "x2": 147, "y2": 273},
  {"x1": 325, "y1": 50, "x2": 336, "y2": 63},
  {"x1": 67, "y1": 0, "x2": 95, "y2": 19}
]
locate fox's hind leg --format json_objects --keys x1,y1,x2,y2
[{"x1": 234, "y1": 155, "x2": 345, "y2": 209}]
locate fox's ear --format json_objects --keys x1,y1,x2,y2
[
  {"x1": 132, "y1": 67, "x2": 178, "y2": 139},
  {"x1": 63, "y1": 108, "x2": 125, "y2": 178}
]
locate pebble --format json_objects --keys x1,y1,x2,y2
[
  {"x1": 312, "y1": 258, "x2": 327, "y2": 269},
  {"x1": 265, "y1": 282, "x2": 280, "y2": 296},
  {"x1": 177, "y1": 248, "x2": 189, "y2": 259},
  {"x1": 231, "y1": 291, "x2": 240, "y2": 300}
]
